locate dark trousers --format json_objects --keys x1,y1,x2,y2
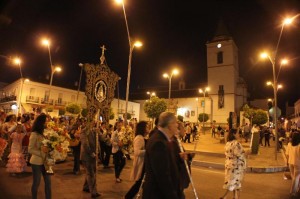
[
  {"x1": 265, "y1": 135, "x2": 270, "y2": 146},
  {"x1": 99, "y1": 142, "x2": 105, "y2": 163},
  {"x1": 113, "y1": 151, "x2": 126, "y2": 179},
  {"x1": 72, "y1": 145, "x2": 81, "y2": 173},
  {"x1": 125, "y1": 170, "x2": 145, "y2": 199},
  {"x1": 31, "y1": 164, "x2": 51, "y2": 199},
  {"x1": 184, "y1": 134, "x2": 191, "y2": 143},
  {"x1": 82, "y1": 159, "x2": 97, "y2": 195},
  {"x1": 103, "y1": 145, "x2": 112, "y2": 166}
]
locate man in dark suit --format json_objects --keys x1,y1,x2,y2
[
  {"x1": 143, "y1": 112, "x2": 182, "y2": 199},
  {"x1": 80, "y1": 122, "x2": 101, "y2": 198}
]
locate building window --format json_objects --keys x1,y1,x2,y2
[
  {"x1": 217, "y1": 51, "x2": 223, "y2": 64},
  {"x1": 29, "y1": 88, "x2": 35, "y2": 99}
]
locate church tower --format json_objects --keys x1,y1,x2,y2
[{"x1": 206, "y1": 20, "x2": 246, "y2": 123}]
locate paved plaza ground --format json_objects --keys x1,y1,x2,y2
[{"x1": 0, "y1": 131, "x2": 292, "y2": 199}]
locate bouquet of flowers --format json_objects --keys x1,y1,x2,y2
[
  {"x1": 119, "y1": 126, "x2": 133, "y2": 155},
  {"x1": 0, "y1": 138, "x2": 8, "y2": 161},
  {"x1": 42, "y1": 128, "x2": 70, "y2": 174}
]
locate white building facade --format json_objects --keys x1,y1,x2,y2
[{"x1": 0, "y1": 79, "x2": 140, "y2": 124}]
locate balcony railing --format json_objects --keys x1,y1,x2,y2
[
  {"x1": 26, "y1": 96, "x2": 39, "y2": 103},
  {"x1": 41, "y1": 98, "x2": 54, "y2": 105},
  {"x1": 117, "y1": 108, "x2": 135, "y2": 115},
  {"x1": 54, "y1": 100, "x2": 67, "y2": 106},
  {"x1": 0, "y1": 95, "x2": 17, "y2": 103}
]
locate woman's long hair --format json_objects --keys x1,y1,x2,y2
[
  {"x1": 135, "y1": 121, "x2": 148, "y2": 137},
  {"x1": 31, "y1": 113, "x2": 47, "y2": 135},
  {"x1": 291, "y1": 132, "x2": 300, "y2": 146}
]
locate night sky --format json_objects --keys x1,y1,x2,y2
[{"x1": 0, "y1": 0, "x2": 300, "y2": 115}]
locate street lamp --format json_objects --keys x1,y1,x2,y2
[
  {"x1": 146, "y1": 91, "x2": 156, "y2": 100},
  {"x1": 163, "y1": 69, "x2": 179, "y2": 105},
  {"x1": 41, "y1": 38, "x2": 62, "y2": 104},
  {"x1": 199, "y1": 87, "x2": 210, "y2": 131},
  {"x1": 115, "y1": 0, "x2": 143, "y2": 124},
  {"x1": 13, "y1": 57, "x2": 23, "y2": 114},
  {"x1": 266, "y1": 81, "x2": 283, "y2": 91},
  {"x1": 259, "y1": 15, "x2": 296, "y2": 160}
]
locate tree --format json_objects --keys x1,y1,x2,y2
[
  {"x1": 252, "y1": 109, "x2": 268, "y2": 125},
  {"x1": 198, "y1": 113, "x2": 209, "y2": 123},
  {"x1": 144, "y1": 96, "x2": 167, "y2": 119},
  {"x1": 66, "y1": 103, "x2": 81, "y2": 115},
  {"x1": 242, "y1": 104, "x2": 256, "y2": 125}
]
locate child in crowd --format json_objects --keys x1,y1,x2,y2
[{"x1": 6, "y1": 123, "x2": 27, "y2": 175}]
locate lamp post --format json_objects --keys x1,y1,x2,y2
[
  {"x1": 196, "y1": 98, "x2": 199, "y2": 124},
  {"x1": 48, "y1": 66, "x2": 62, "y2": 103},
  {"x1": 146, "y1": 91, "x2": 156, "y2": 100},
  {"x1": 13, "y1": 57, "x2": 23, "y2": 114},
  {"x1": 199, "y1": 87, "x2": 210, "y2": 131},
  {"x1": 115, "y1": 0, "x2": 142, "y2": 124},
  {"x1": 259, "y1": 15, "x2": 296, "y2": 160},
  {"x1": 41, "y1": 38, "x2": 62, "y2": 104},
  {"x1": 163, "y1": 69, "x2": 179, "y2": 108},
  {"x1": 77, "y1": 63, "x2": 84, "y2": 103}
]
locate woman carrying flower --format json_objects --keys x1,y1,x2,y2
[
  {"x1": 111, "y1": 121, "x2": 126, "y2": 183},
  {"x1": 28, "y1": 113, "x2": 51, "y2": 199}
]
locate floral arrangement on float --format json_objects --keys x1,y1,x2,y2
[
  {"x1": 42, "y1": 121, "x2": 70, "y2": 174},
  {"x1": 0, "y1": 138, "x2": 8, "y2": 160}
]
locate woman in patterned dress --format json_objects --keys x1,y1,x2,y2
[{"x1": 220, "y1": 128, "x2": 246, "y2": 199}]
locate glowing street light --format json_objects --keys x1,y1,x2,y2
[
  {"x1": 146, "y1": 91, "x2": 156, "y2": 100},
  {"x1": 163, "y1": 68, "x2": 179, "y2": 103},
  {"x1": 114, "y1": 0, "x2": 143, "y2": 124},
  {"x1": 259, "y1": 16, "x2": 296, "y2": 160}
]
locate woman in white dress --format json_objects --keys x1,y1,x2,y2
[
  {"x1": 221, "y1": 129, "x2": 246, "y2": 199},
  {"x1": 125, "y1": 121, "x2": 149, "y2": 199}
]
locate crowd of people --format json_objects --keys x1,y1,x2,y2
[{"x1": 1, "y1": 109, "x2": 299, "y2": 198}]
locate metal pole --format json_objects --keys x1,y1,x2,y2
[
  {"x1": 272, "y1": 62, "x2": 278, "y2": 160},
  {"x1": 117, "y1": 78, "x2": 120, "y2": 118},
  {"x1": 121, "y1": 1, "x2": 132, "y2": 125},
  {"x1": 77, "y1": 63, "x2": 83, "y2": 103},
  {"x1": 49, "y1": 70, "x2": 54, "y2": 104},
  {"x1": 18, "y1": 62, "x2": 23, "y2": 114},
  {"x1": 203, "y1": 92, "x2": 205, "y2": 128},
  {"x1": 47, "y1": 44, "x2": 53, "y2": 105},
  {"x1": 124, "y1": 46, "x2": 133, "y2": 124},
  {"x1": 18, "y1": 77, "x2": 24, "y2": 113}
]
